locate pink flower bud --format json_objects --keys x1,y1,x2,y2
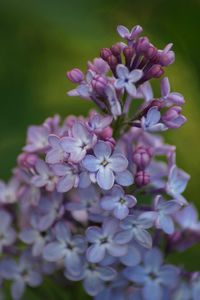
[
  {"x1": 18, "y1": 153, "x2": 38, "y2": 168},
  {"x1": 100, "y1": 48, "x2": 112, "y2": 60},
  {"x1": 135, "y1": 171, "x2": 150, "y2": 187},
  {"x1": 162, "y1": 106, "x2": 187, "y2": 129},
  {"x1": 91, "y1": 75, "x2": 108, "y2": 96},
  {"x1": 133, "y1": 146, "x2": 152, "y2": 170},
  {"x1": 67, "y1": 68, "x2": 84, "y2": 83}
]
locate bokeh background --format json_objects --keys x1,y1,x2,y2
[{"x1": 1, "y1": 0, "x2": 200, "y2": 298}]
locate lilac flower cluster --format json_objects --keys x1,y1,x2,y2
[{"x1": 0, "y1": 24, "x2": 199, "y2": 300}]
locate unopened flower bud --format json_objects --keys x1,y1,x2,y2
[
  {"x1": 146, "y1": 64, "x2": 164, "y2": 79},
  {"x1": 67, "y1": 68, "x2": 84, "y2": 83},
  {"x1": 100, "y1": 48, "x2": 112, "y2": 60},
  {"x1": 123, "y1": 46, "x2": 134, "y2": 66},
  {"x1": 18, "y1": 153, "x2": 38, "y2": 168},
  {"x1": 136, "y1": 37, "x2": 150, "y2": 54},
  {"x1": 133, "y1": 146, "x2": 152, "y2": 170},
  {"x1": 162, "y1": 106, "x2": 187, "y2": 129},
  {"x1": 135, "y1": 171, "x2": 150, "y2": 187},
  {"x1": 91, "y1": 75, "x2": 108, "y2": 96},
  {"x1": 111, "y1": 43, "x2": 122, "y2": 56}
]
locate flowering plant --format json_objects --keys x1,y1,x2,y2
[{"x1": 0, "y1": 24, "x2": 199, "y2": 300}]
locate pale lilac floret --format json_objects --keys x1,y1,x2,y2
[
  {"x1": 119, "y1": 243, "x2": 141, "y2": 267},
  {"x1": 105, "y1": 84, "x2": 122, "y2": 117},
  {"x1": 115, "y1": 64, "x2": 143, "y2": 97},
  {"x1": 82, "y1": 141, "x2": 133, "y2": 190},
  {"x1": 52, "y1": 163, "x2": 90, "y2": 193},
  {"x1": 60, "y1": 122, "x2": 97, "y2": 163},
  {"x1": 0, "y1": 253, "x2": 42, "y2": 300},
  {"x1": 66, "y1": 185, "x2": 101, "y2": 222},
  {"x1": 161, "y1": 77, "x2": 185, "y2": 106},
  {"x1": 43, "y1": 222, "x2": 86, "y2": 276},
  {"x1": 65, "y1": 263, "x2": 116, "y2": 297},
  {"x1": 162, "y1": 106, "x2": 187, "y2": 129},
  {"x1": 87, "y1": 113, "x2": 113, "y2": 135},
  {"x1": 166, "y1": 165, "x2": 190, "y2": 205},
  {"x1": 31, "y1": 159, "x2": 57, "y2": 192},
  {"x1": 46, "y1": 134, "x2": 68, "y2": 164},
  {"x1": 117, "y1": 25, "x2": 143, "y2": 41},
  {"x1": 88, "y1": 58, "x2": 110, "y2": 75},
  {"x1": 23, "y1": 125, "x2": 50, "y2": 153},
  {"x1": 33, "y1": 192, "x2": 64, "y2": 231},
  {"x1": 86, "y1": 218, "x2": 127, "y2": 263},
  {"x1": 0, "y1": 178, "x2": 19, "y2": 204},
  {"x1": 0, "y1": 209, "x2": 16, "y2": 253},
  {"x1": 174, "y1": 204, "x2": 200, "y2": 231},
  {"x1": 19, "y1": 212, "x2": 53, "y2": 257},
  {"x1": 114, "y1": 212, "x2": 154, "y2": 248},
  {"x1": 100, "y1": 185, "x2": 137, "y2": 220},
  {"x1": 141, "y1": 107, "x2": 168, "y2": 132},
  {"x1": 124, "y1": 248, "x2": 179, "y2": 300},
  {"x1": 142, "y1": 195, "x2": 181, "y2": 234}
]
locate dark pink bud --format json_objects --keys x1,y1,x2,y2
[
  {"x1": 133, "y1": 146, "x2": 152, "y2": 170},
  {"x1": 135, "y1": 171, "x2": 150, "y2": 187},
  {"x1": 100, "y1": 48, "x2": 112, "y2": 60},
  {"x1": 91, "y1": 75, "x2": 108, "y2": 96},
  {"x1": 111, "y1": 43, "x2": 122, "y2": 56},
  {"x1": 146, "y1": 64, "x2": 164, "y2": 79},
  {"x1": 123, "y1": 46, "x2": 134, "y2": 66},
  {"x1": 67, "y1": 68, "x2": 84, "y2": 83},
  {"x1": 136, "y1": 37, "x2": 150, "y2": 53}
]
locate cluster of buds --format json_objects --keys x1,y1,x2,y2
[{"x1": 0, "y1": 24, "x2": 199, "y2": 300}]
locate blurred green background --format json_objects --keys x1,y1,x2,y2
[{"x1": 1, "y1": 0, "x2": 200, "y2": 298}]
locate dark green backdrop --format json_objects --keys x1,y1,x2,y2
[{"x1": 1, "y1": 0, "x2": 200, "y2": 298}]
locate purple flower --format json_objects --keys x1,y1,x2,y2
[
  {"x1": 60, "y1": 122, "x2": 97, "y2": 162},
  {"x1": 162, "y1": 106, "x2": 186, "y2": 129},
  {"x1": 161, "y1": 77, "x2": 185, "y2": 106},
  {"x1": 124, "y1": 248, "x2": 179, "y2": 300},
  {"x1": 46, "y1": 134, "x2": 68, "y2": 164},
  {"x1": 87, "y1": 113, "x2": 113, "y2": 135},
  {"x1": 86, "y1": 218, "x2": 127, "y2": 263},
  {"x1": 100, "y1": 185, "x2": 137, "y2": 220},
  {"x1": 82, "y1": 141, "x2": 133, "y2": 190},
  {"x1": 114, "y1": 212, "x2": 154, "y2": 248},
  {"x1": 88, "y1": 57, "x2": 110, "y2": 75},
  {"x1": 105, "y1": 84, "x2": 122, "y2": 117},
  {"x1": 43, "y1": 222, "x2": 86, "y2": 275},
  {"x1": 141, "y1": 107, "x2": 168, "y2": 132},
  {"x1": 31, "y1": 159, "x2": 57, "y2": 192},
  {"x1": 115, "y1": 64, "x2": 143, "y2": 96},
  {"x1": 65, "y1": 262, "x2": 116, "y2": 297},
  {"x1": 19, "y1": 213, "x2": 53, "y2": 257},
  {"x1": 0, "y1": 253, "x2": 42, "y2": 300},
  {"x1": 166, "y1": 165, "x2": 190, "y2": 205},
  {"x1": 0, "y1": 178, "x2": 19, "y2": 204},
  {"x1": 66, "y1": 185, "x2": 101, "y2": 222},
  {"x1": 119, "y1": 243, "x2": 141, "y2": 267},
  {"x1": 52, "y1": 163, "x2": 90, "y2": 193},
  {"x1": 174, "y1": 204, "x2": 200, "y2": 231},
  {"x1": 0, "y1": 209, "x2": 16, "y2": 252},
  {"x1": 23, "y1": 125, "x2": 50, "y2": 153},
  {"x1": 142, "y1": 195, "x2": 181, "y2": 234},
  {"x1": 117, "y1": 25, "x2": 143, "y2": 41},
  {"x1": 33, "y1": 192, "x2": 64, "y2": 231}
]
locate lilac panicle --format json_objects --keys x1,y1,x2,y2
[{"x1": 0, "y1": 23, "x2": 197, "y2": 300}]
